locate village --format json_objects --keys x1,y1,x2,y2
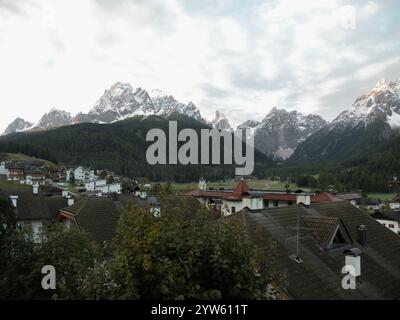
[{"x1": 1, "y1": 154, "x2": 400, "y2": 299}]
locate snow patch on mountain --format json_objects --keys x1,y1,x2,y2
[
  {"x1": 210, "y1": 110, "x2": 233, "y2": 131},
  {"x1": 387, "y1": 111, "x2": 400, "y2": 129}
]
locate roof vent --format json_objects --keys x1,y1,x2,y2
[
  {"x1": 357, "y1": 225, "x2": 367, "y2": 247},
  {"x1": 33, "y1": 184, "x2": 39, "y2": 195},
  {"x1": 67, "y1": 196, "x2": 74, "y2": 206},
  {"x1": 9, "y1": 195, "x2": 18, "y2": 208}
]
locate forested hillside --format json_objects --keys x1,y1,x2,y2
[{"x1": 0, "y1": 114, "x2": 274, "y2": 182}]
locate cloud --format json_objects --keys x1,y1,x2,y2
[{"x1": 0, "y1": 0, "x2": 399, "y2": 132}]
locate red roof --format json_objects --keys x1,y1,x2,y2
[
  {"x1": 226, "y1": 178, "x2": 251, "y2": 200},
  {"x1": 263, "y1": 194, "x2": 297, "y2": 201},
  {"x1": 335, "y1": 193, "x2": 363, "y2": 201},
  {"x1": 186, "y1": 182, "x2": 345, "y2": 204},
  {"x1": 311, "y1": 192, "x2": 343, "y2": 203}
]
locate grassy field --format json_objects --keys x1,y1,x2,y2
[
  {"x1": 0, "y1": 180, "x2": 31, "y2": 190},
  {"x1": 1, "y1": 153, "x2": 56, "y2": 167},
  {"x1": 367, "y1": 193, "x2": 397, "y2": 201},
  {"x1": 166, "y1": 179, "x2": 306, "y2": 193}
]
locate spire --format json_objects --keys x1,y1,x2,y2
[{"x1": 232, "y1": 178, "x2": 250, "y2": 198}]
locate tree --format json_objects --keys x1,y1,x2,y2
[{"x1": 105, "y1": 198, "x2": 271, "y2": 299}]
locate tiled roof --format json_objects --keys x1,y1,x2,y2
[
  {"x1": 336, "y1": 193, "x2": 363, "y2": 201},
  {"x1": 1, "y1": 187, "x2": 62, "y2": 221},
  {"x1": 61, "y1": 196, "x2": 122, "y2": 242},
  {"x1": 237, "y1": 202, "x2": 400, "y2": 299}
]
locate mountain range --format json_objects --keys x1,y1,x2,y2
[
  {"x1": 290, "y1": 79, "x2": 400, "y2": 163},
  {"x1": 2, "y1": 82, "x2": 328, "y2": 161},
  {"x1": 3, "y1": 82, "x2": 204, "y2": 135},
  {"x1": 3, "y1": 78, "x2": 400, "y2": 165}
]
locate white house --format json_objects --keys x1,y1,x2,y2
[
  {"x1": 85, "y1": 179, "x2": 107, "y2": 191},
  {"x1": 67, "y1": 166, "x2": 96, "y2": 182},
  {"x1": 0, "y1": 162, "x2": 9, "y2": 176},
  {"x1": 96, "y1": 183, "x2": 122, "y2": 195},
  {"x1": 371, "y1": 211, "x2": 400, "y2": 235}
]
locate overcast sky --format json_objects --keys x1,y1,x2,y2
[{"x1": 0, "y1": 0, "x2": 399, "y2": 132}]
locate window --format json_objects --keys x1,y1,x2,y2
[
  {"x1": 389, "y1": 224, "x2": 395, "y2": 229},
  {"x1": 287, "y1": 201, "x2": 293, "y2": 206},
  {"x1": 263, "y1": 200, "x2": 269, "y2": 208},
  {"x1": 231, "y1": 207, "x2": 236, "y2": 214},
  {"x1": 273, "y1": 200, "x2": 279, "y2": 207}
]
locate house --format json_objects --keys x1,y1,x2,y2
[
  {"x1": 20, "y1": 167, "x2": 47, "y2": 185},
  {"x1": 85, "y1": 179, "x2": 122, "y2": 195},
  {"x1": 7, "y1": 163, "x2": 25, "y2": 181},
  {"x1": 84, "y1": 179, "x2": 107, "y2": 191},
  {"x1": 235, "y1": 202, "x2": 400, "y2": 299},
  {"x1": 57, "y1": 196, "x2": 122, "y2": 242},
  {"x1": 336, "y1": 193, "x2": 364, "y2": 207},
  {"x1": 371, "y1": 210, "x2": 400, "y2": 234},
  {"x1": 0, "y1": 161, "x2": 9, "y2": 176},
  {"x1": 359, "y1": 198, "x2": 383, "y2": 211},
  {"x1": 95, "y1": 183, "x2": 121, "y2": 195},
  {"x1": 2, "y1": 184, "x2": 68, "y2": 243},
  {"x1": 66, "y1": 166, "x2": 95, "y2": 182},
  {"x1": 389, "y1": 194, "x2": 400, "y2": 210},
  {"x1": 186, "y1": 178, "x2": 344, "y2": 217}
]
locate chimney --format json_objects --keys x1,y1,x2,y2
[
  {"x1": 344, "y1": 248, "x2": 362, "y2": 277},
  {"x1": 62, "y1": 189, "x2": 69, "y2": 198},
  {"x1": 9, "y1": 195, "x2": 18, "y2": 208},
  {"x1": 357, "y1": 225, "x2": 367, "y2": 247},
  {"x1": 67, "y1": 196, "x2": 74, "y2": 206},
  {"x1": 296, "y1": 194, "x2": 311, "y2": 206},
  {"x1": 33, "y1": 184, "x2": 39, "y2": 195}
]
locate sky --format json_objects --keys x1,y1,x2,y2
[{"x1": 0, "y1": 0, "x2": 399, "y2": 132}]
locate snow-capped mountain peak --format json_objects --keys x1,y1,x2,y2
[
  {"x1": 238, "y1": 108, "x2": 327, "y2": 160},
  {"x1": 210, "y1": 110, "x2": 233, "y2": 131},
  {"x1": 333, "y1": 78, "x2": 400, "y2": 129},
  {"x1": 3, "y1": 82, "x2": 205, "y2": 135}
]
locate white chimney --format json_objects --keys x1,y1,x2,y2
[
  {"x1": 33, "y1": 184, "x2": 39, "y2": 195},
  {"x1": 67, "y1": 196, "x2": 74, "y2": 206},
  {"x1": 344, "y1": 248, "x2": 362, "y2": 277},
  {"x1": 9, "y1": 195, "x2": 18, "y2": 208},
  {"x1": 62, "y1": 189, "x2": 69, "y2": 198},
  {"x1": 296, "y1": 194, "x2": 311, "y2": 206}
]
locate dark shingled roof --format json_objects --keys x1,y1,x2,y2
[
  {"x1": 60, "y1": 196, "x2": 122, "y2": 242},
  {"x1": 1, "y1": 186, "x2": 66, "y2": 221},
  {"x1": 238, "y1": 202, "x2": 400, "y2": 300}
]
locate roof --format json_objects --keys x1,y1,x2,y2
[
  {"x1": 1, "y1": 186, "x2": 67, "y2": 221},
  {"x1": 336, "y1": 193, "x2": 363, "y2": 201},
  {"x1": 186, "y1": 181, "x2": 344, "y2": 204},
  {"x1": 60, "y1": 196, "x2": 122, "y2": 242},
  {"x1": 392, "y1": 194, "x2": 400, "y2": 202},
  {"x1": 226, "y1": 178, "x2": 250, "y2": 200},
  {"x1": 371, "y1": 210, "x2": 400, "y2": 222},
  {"x1": 236, "y1": 202, "x2": 400, "y2": 299},
  {"x1": 312, "y1": 192, "x2": 343, "y2": 203}
]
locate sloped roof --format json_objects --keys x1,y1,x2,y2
[
  {"x1": 237, "y1": 202, "x2": 400, "y2": 299},
  {"x1": 227, "y1": 178, "x2": 250, "y2": 200},
  {"x1": 60, "y1": 196, "x2": 121, "y2": 242},
  {"x1": 2, "y1": 185, "x2": 67, "y2": 221},
  {"x1": 312, "y1": 192, "x2": 343, "y2": 203},
  {"x1": 336, "y1": 193, "x2": 363, "y2": 201},
  {"x1": 186, "y1": 181, "x2": 346, "y2": 204}
]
